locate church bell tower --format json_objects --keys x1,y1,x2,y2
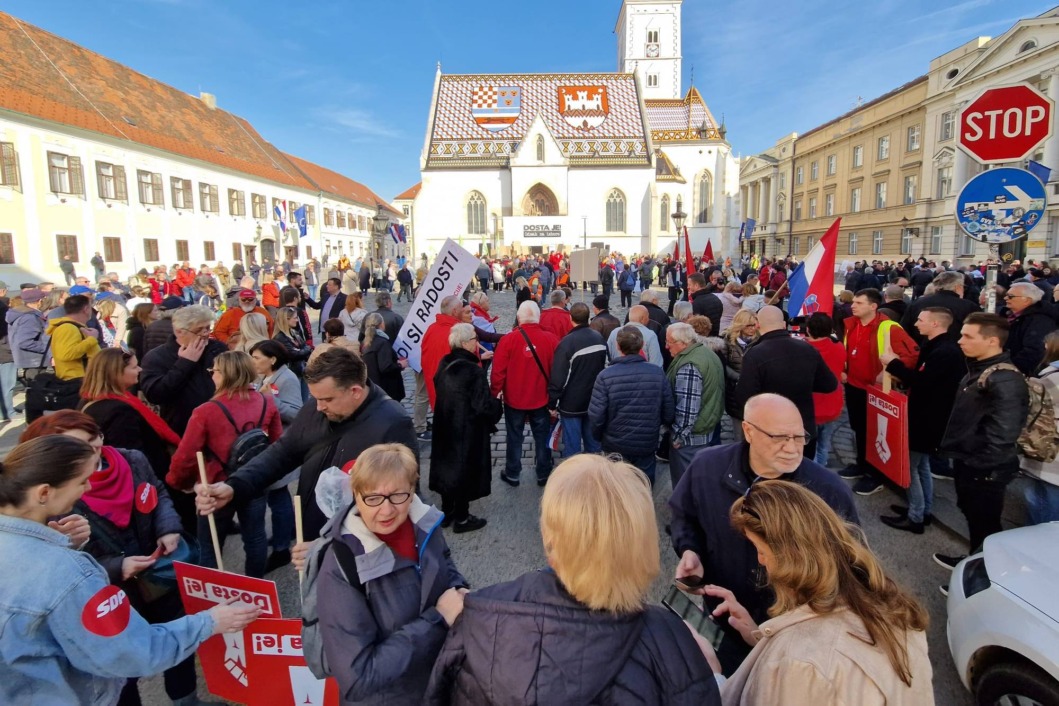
[{"x1": 616, "y1": 0, "x2": 683, "y2": 100}]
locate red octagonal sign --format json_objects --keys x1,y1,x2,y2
[{"x1": 959, "y1": 84, "x2": 1054, "y2": 164}]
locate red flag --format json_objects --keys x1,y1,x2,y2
[
  {"x1": 702, "y1": 239, "x2": 714, "y2": 263},
  {"x1": 673, "y1": 236, "x2": 680, "y2": 261},
  {"x1": 683, "y1": 226, "x2": 692, "y2": 273}
]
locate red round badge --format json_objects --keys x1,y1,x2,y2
[
  {"x1": 341, "y1": 458, "x2": 358, "y2": 475},
  {"x1": 81, "y1": 585, "x2": 131, "y2": 637},
  {"x1": 135, "y1": 482, "x2": 158, "y2": 514}
]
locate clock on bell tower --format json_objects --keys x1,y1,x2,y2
[{"x1": 615, "y1": 0, "x2": 683, "y2": 100}]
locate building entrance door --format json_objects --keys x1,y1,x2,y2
[{"x1": 261, "y1": 239, "x2": 276, "y2": 263}]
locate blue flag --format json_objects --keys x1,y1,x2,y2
[
  {"x1": 1028, "y1": 160, "x2": 1052, "y2": 186},
  {"x1": 294, "y1": 205, "x2": 308, "y2": 238},
  {"x1": 744, "y1": 218, "x2": 756, "y2": 241}
]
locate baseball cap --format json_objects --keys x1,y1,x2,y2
[
  {"x1": 239, "y1": 289, "x2": 256, "y2": 299},
  {"x1": 68, "y1": 285, "x2": 92, "y2": 295},
  {"x1": 160, "y1": 295, "x2": 185, "y2": 311},
  {"x1": 21, "y1": 288, "x2": 45, "y2": 303}
]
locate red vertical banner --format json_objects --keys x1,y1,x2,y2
[
  {"x1": 865, "y1": 386, "x2": 910, "y2": 488},
  {"x1": 683, "y1": 226, "x2": 693, "y2": 274}
]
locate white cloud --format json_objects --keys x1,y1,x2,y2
[{"x1": 318, "y1": 108, "x2": 401, "y2": 140}]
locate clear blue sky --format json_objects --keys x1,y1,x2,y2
[{"x1": 7, "y1": 0, "x2": 1052, "y2": 201}]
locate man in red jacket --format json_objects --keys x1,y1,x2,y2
[
  {"x1": 175, "y1": 262, "x2": 196, "y2": 304},
  {"x1": 839, "y1": 288, "x2": 919, "y2": 496},
  {"x1": 491, "y1": 301, "x2": 560, "y2": 487},
  {"x1": 421, "y1": 296, "x2": 471, "y2": 409},
  {"x1": 539, "y1": 289, "x2": 573, "y2": 340}
]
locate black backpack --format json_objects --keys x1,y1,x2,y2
[{"x1": 210, "y1": 394, "x2": 271, "y2": 474}]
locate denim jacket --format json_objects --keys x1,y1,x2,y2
[{"x1": 0, "y1": 514, "x2": 214, "y2": 705}]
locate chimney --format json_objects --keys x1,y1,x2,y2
[{"x1": 200, "y1": 92, "x2": 217, "y2": 110}]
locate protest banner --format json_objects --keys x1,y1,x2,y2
[
  {"x1": 865, "y1": 385, "x2": 910, "y2": 488},
  {"x1": 569, "y1": 247, "x2": 601, "y2": 285},
  {"x1": 393, "y1": 238, "x2": 478, "y2": 372},
  {"x1": 243, "y1": 618, "x2": 340, "y2": 705},
  {"x1": 175, "y1": 562, "x2": 281, "y2": 703}
]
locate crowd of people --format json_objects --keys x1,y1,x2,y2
[{"x1": 3, "y1": 245, "x2": 1058, "y2": 704}]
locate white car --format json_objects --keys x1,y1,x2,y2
[{"x1": 947, "y1": 522, "x2": 1059, "y2": 705}]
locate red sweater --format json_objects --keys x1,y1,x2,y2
[
  {"x1": 842, "y1": 314, "x2": 919, "y2": 390},
  {"x1": 539, "y1": 307, "x2": 573, "y2": 340},
  {"x1": 421, "y1": 314, "x2": 462, "y2": 410},
  {"x1": 167, "y1": 391, "x2": 283, "y2": 488},
  {"x1": 808, "y1": 337, "x2": 847, "y2": 423},
  {"x1": 489, "y1": 323, "x2": 559, "y2": 410}
]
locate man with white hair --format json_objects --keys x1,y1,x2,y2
[
  {"x1": 664, "y1": 322, "x2": 724, "y2": 487},
  {"x1": 607, "y1": 305, "x2": 662, "y2": 366},
  {"x1": 491, "y1": 301, "x2": 561, "y2": 486},
  {"x1": 1003, "y1": 281, "x2": 1056, "y2": 375}
]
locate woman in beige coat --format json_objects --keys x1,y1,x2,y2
[{"x1": 702, "y1": 480, "x2": 934, "y2": 705}]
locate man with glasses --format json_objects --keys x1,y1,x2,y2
[
  {"x1": 194, "y1": 347, "x2": 417, "y2": 540},
  {"x1": 139, "y1": 305, "x2": 227, "y2": 434},
  {"x1": 1002, "y1": 282, "x2": 1056, "y2": 375},
  {"x1": 212, "y1": 288, "x2": 274, "y2": 344},
  {"x1": 669, "y1": 393, "x2": 857, "y2": 668}
]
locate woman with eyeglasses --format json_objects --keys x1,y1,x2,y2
[
  {"x1": 167, "y1": 351, "x2": 282, "y2": 578},
  {"x1": 700, "y1": 480, "x2": 932, "y2": 704},
  {"x1": 361, "y1": 312, "x2": 407, "y2": 402},
  {"x1": 316, "y1": 443, "x2": 468, "y2": 705},
  {"x1": 0, "y1": 433, "x2": 260, "y2": 706}
]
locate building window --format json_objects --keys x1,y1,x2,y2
[
  {"x1": 348, "y1": 212, "x2": 356, "y2": 230},
  {"x1": 137, "y1": 170, "x2": 163, "y2": 206},
  {"x1": 175, "y1": 240, "x2": 189, "y2": 261},
  {"x1": 0, "y1": 143, "x2": 19, "y2": 189},
  {"x1": 779, "y1": 172, "x2": 786, "y2": 189},
  {"x1": 853, "y1": 145, "x2": 864, "y2": 168},
  {"x1": 251, "y1": 193, "x2": 267, "y2": 219},
  {"x1": 851, "y1": 187, "x2": 862, "y2": 213},
  {"x1": 144, "y1": 238, "x2": 159, "y2": 261},
  {"x1": 647, "y1": 74, "x2": 659, "y2": 87},
  {"x1": 306, "y1": 246, "x2": 313, "y2": 259},
  {"x1": 826, "y1": 155, "x2": 836, "y2": 176},
  {"x1": 808, "y1": 197, "x2": 817, "y2": 219},
  {"x1": 794, "y1": 200, "x2": 802, "y2": 221},
  {"x1": 807, "y1": 235, "x2": 815, "y2": 252},
  {"x1": 825, "y1": 193, "x2": 835, "y2": 216},
  {"x1": 56, "y1": 234, "x2": 78, "y2": 261},
  {"x1": 872, "y1": 230, "x2": 884, "y2": 254},
  {"x1": 904, "y1": 175, "x2": 917, "y2": 205},
  {"x1": 536, "y1": 135, "x2": 545, "y2": 162},
  {"x1": 228, "y1": 189, "x2": 245, "y2": 216},
  {"x1": 848, "y1": 232, "x2": 858, "y2": 255},
  {"x1": 306, "y1": 205, "x2": 315, "y2": 225},
  {"x1": 937, "y1": 167, "x2": 953, "y2": 199},
  {"x1": 660, "y1": 195, "x2": 670, "y2": 231},
  {"x1": 907, "y1": 125, "x2": 921, "y2": 152},
  {"x1": 199, "y1": 183, "x2": 219, "y2": 213},
  {"x1": 930, "y1": 226, "x2": 943, "y2": 254},
  {"x1": 0, "y1": 233, "x2": 13, "y2": 264},
  {"x1": 467, "y1": 192, "x2": 487, "y2": 234},
  {"x1": 323, "y1": 208, "x2": 333, "y2": 226},
  {"x1": 900, "y1": 229, "x2": 913, "y2": 254},
  {"x1": 232, "y1": 243, "x2": 243, "y2": 261},
  {"x1": 48, "y1": 152, "x2": 84, "y2": 195},
  {"x1": 203, "y1": 241, "x2": 215, "y2": 260},
  {"x1": 95, "y1": 162, "x2": 127, "y2": 201},
  {"x1": 271, "y1": 197, "x2": 284, "y2": 221},
  {"x1": 697, "y1": 172, "x2": 712, "y2": 223},
  {"x1": 877, "y1": 135, "x2": 890, "y2": 160},
  {"x1": 336, "y1": 211, "x2": 347, "y2": 229},
  {"x1": 606, "y1": 189, "x2": 626, "y2": 232},
  {"x1": 101, "y1": 236, "x2": 122, "y2": 263},
  {"x1": 171, "y1": 177, "x2": 192, "y2": 209},
  {"x1": 792, "y1": 236, "x2": 800, "y2": 255},
  {"x1": 810, "y1": 161, "x2": 819, "y2": 181},
  {"x1": 959, "y1": 233, "x2": 975, "y2": 256},
  {"x1": 940, "y1": 111, "x2": 955, "y2": 141},
  {"x1": 1020, "y1": 39, "x2": 1039, "y2": 53},
  {"x1": 875, "y1": 182, "x2": 887, "y2": 209},
  {"x1": 795, "y1": 166, "x2": 804, "y2": 185}
]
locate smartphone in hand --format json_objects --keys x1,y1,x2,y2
[{"x1": 663, "y1": 585, "x2": 725, "y2": 651}]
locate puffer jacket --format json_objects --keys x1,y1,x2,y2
[
  {"x1": 7, "y1": 306, "x2": 48, "y2": 369},
  {"x1": 940, "y1": 351, "x2": 1029, "y2": 480},
  {"x1": 425, "y1": 570, "x2": 721, "y2": 706},
  {"x1": 1005, "y1": 301, "x2": 1057, "y2": 375},
  {"x1": 317, "y1": 498, "x2": 467, "y2": 705},
  {"x1": 45, "y1": 317, "x2": 101, "y2": 380},
  {"x1": 547, "y1": 324, "x2": 607, "y2": 416},
  {"x1": 143, "y1": 314, "x2": 175, "y2": 356},
  {"x1": 588, "y1": 355, "x2": 674, "y2": 455}
]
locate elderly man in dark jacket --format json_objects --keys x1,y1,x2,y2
[
  {"x1": 687, "y1": 273, "x2": 722, "y2": 336},
  {"x1": 194, "y1": 348, "x2": 418, "y2": 540},
  {"x1": 548, "y1": 303, "x2": 607, "y2": 456},
  {"x1": 670, "y1": 393, "x2": 858, "y2": 672},
  {"x1": 935, "y1": 313, "x2": 1029, "y2": 568},
  {"x1": 588, "y1": 326, "x2": 675, "y2": 484},
  {"x1": 139, "y1": 304, "x2": 226, "y2": 435},
  {"x1": 1003, "y1": 282, "x2": 1056, "y2": 375}
]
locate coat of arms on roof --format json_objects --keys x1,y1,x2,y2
[
  {"x1": 472, "y1": 85, "x2": 521, "y2": 132},
  {"x1": 557, "y1": 86, "x2": 609, "y2": 130}
]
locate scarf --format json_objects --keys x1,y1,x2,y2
[
  {"x1": 92, "y1": 393, "x2": 181, "y2": 447},
  {"x1": 82, "y1": 446, "x2": 134, "y2": 529},
  {"x1": 470, "y1": 303, "x2": 498, "y2": 323}
]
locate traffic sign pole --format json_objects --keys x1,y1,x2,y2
[{"x1": 986, "y1": 244, "x2": 1000, "y2": 314}]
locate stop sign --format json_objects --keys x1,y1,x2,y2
[{"x1": 959, "y1": 84, "x2": 1054, "y2": 163}]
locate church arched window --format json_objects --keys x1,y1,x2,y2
[
  {"x1": 660, "y1": 195, "x2": 670, "y2": 232},
  {"x1": 697, "y1": 172, "x2": 712, "y2": 224},
  {"x1": 536, "y1": 135, "x2": 545, "y2": 162},
  {"x1": 606, "y1": 189, "x2": 626, "y2": 232},
  {"x1": 467, "y1": 192, "x2": 487, "y2": 235}
]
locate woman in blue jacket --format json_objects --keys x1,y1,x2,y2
[{"x1": 0, "y1": 435, "x2": 261, "y2": 706}]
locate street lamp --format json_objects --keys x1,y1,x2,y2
[
  {"x1": 671, "y1": 208, "x2": 687, "y2": 253},
  {"x1": 372, "y1": 205, "x2": 389, "y2": 267}
]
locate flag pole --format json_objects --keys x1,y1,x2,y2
[{"x1": 196, "y1": 452, "x2": 224, "y2": 573}]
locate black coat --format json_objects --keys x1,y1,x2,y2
[
  {"x1": 139, "y1": 338, "x2": 227, "y2": 435},
  {"x1": 884, "y1": 335, "x2": 966, "y2": 453},
  {"x1": 425, "y1": 570, "x2": 721, "y2": 706},
  {"x1": 307, "y1": 291, "x2": 347, "y2": 334},
  {"x1": 125, "y1": 319, "x2": 146, "y2": 361},
  {"x1": 79, "y1": 398, "x2": 173, "y2": 482},
  {"x1": 142, "y1": 317, "x2": 174, "y2": 356},
  {"x1": 363, "y1": 334, "x2": 406, "y2": 401},
  {"x1": 690, "y1": 289, "x2": 722, "y2": 336},
  {"x1": 1006, "y1": 302, "x2": 1057, "y2": 375},
  {"x1": 429, "y1": 349, "x2": 501, "y2": 501},
  {"x1": 910, "y1": 268, "x2": 935, "y2": 298},
  {"x1": 547, "y1": 325, "x2": 607, "y2": 415},
  {"x1": 901, "y1": 290, "x2": 981, "y2": 343},
  {"x1": 376, "y1": 307, "x2": 405, "y2": 341}
]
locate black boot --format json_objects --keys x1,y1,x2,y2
[{"x1": 880, "y1": 515, "x2": 924, "y2": 535}]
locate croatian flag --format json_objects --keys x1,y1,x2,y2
[
  {"x1": 397, "y1": 224, "x2": 408, "y2": 243},
  {"x1": 389, "y1": 224, "x2": 401, "y2": 244},
  {"x1": 787, "y1": 218, "x2": 841, "y2": 318},
  {"x1": 274, "y1": 201, "x2": 287, "y2": 234}
]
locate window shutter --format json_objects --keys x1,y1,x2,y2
[
  {"x1": 114, "y1": 165, "x2": 127, "y2": 201},
  {"x1": 1, "y1": 143, "x2": 18, "y2": 188},
  {"x1": 69, "y1": 156, "x2": 84, "y2": 195}
]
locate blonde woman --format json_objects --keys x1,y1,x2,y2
[
  {"x1": 94, "y1": 298, "x2": 126, "y2": 347},
  {"x1": 707, "y1": 480, "x2": 932, "y2": 703},
  {"x1": 426, "y1": 455, "x2": 721, "y2": 704},
  {"x1": 231, "y1": 311, "x2": 269, "y2": 353},
  {"x1": 339, "y1": 291, "x2": 368, "y2": 340},
  {"x1": 717, "y1": 282, "x2": 744, "y2": 334},
  {"x1": 271, "y1": 306, "x2": 312, "y2": 380}
]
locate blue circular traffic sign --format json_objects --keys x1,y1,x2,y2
[{"x1": 955, "y1": 167, "x2": 1047, "y2": 243}]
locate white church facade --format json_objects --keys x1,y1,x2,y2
[{"x1": 410, "y1": 0, "x2": 741, "y2": 261}]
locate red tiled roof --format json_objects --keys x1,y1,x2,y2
[
  {"x1": 285, "y1": 153, "x2": 402, "y2": 217},
  {"x1": 394, "y1": 182, "x2": 421, "y2": 201},
  {"x1": 0, "y1": 12, "x2": 315, "y2": 189}
]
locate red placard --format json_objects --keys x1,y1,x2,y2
[
  {"x1": 174, "y1": 562, "x2": 281, "y2": 703},
  {"x1": 865, "y1": 385, "x2": 910, "y2": 488},
  {"x1": 243, "y1": 619, "x2": 340, "y2": 706}
]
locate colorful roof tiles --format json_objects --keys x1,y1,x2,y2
[{"x1": 644, "y1": 87, "x2": 723, "y2": 142}]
